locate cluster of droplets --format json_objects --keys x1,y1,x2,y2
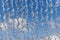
[{"x1": 0, "y1": 0, "x2": 60, "y2": 40}]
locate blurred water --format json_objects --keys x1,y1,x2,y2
[{"x1": 0, "y1": 0, "x2": 60, "y2": 40}]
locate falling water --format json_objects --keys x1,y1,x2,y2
[{"x1": 0, "y1": 0, "x2": 60, "y2": 40}]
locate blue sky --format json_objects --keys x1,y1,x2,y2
[{"x1": 0, "y1": 0, "x2": 60, "y2": 40}]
